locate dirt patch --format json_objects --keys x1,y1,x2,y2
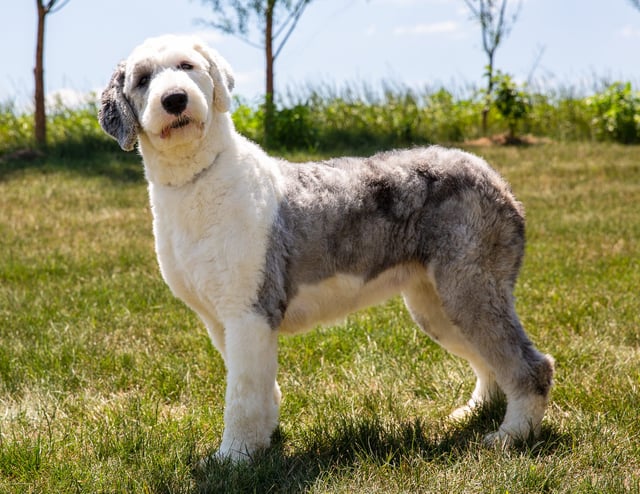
[{"x1": 464, "y1": 133, "x2": 551, "y2": 147}]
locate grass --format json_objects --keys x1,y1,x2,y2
[{"x1": 0, "y1": 142, "x2": 639, "y2": 492}]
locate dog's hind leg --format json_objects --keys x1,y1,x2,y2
[
  {"x1": 430, "y1": 259, "x2": 554, "y2": 446},
  {"x1": 403, "y1": 275, "x2": 502, "y2": 417},
  {"x1": 217, "y1": 312, "x2": 280, "y2": 461},
  {"x1": 404, "y1": 263, "x2": 553, "y2": 445}
]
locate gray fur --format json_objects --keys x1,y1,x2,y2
[
  {"x1": 254, "y1": 146, "x2": 525, "y2": 329},
  {"x1": 98, "y1": 62, "x2": 139, "y2": 151},
  {"x1": 255, "y1": 145, "x2": 553, "y2": 414}
]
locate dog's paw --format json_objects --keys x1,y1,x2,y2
[
  {"x1": 483, "y1": 428, "x2": 516, "y2": 449},
  {"x1": 449, "y1": 397, "x2": 486, "y2": 422},
  {"x1": 216, "y1": 443, "x2": 255, "y2": 463},
  {"x1": 449, "y1": 404, "x2": 475, "y2": 421},
  {"x1": 198, "y1": 446, "x2": 252, "y2": 468}
]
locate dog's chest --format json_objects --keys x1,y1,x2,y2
[
  {"x1": 147, "y1": 179, "x2": 276, "y2": 317},
  {"x1": 149, "y1": 187, "x2": 225, "y2": 303}
]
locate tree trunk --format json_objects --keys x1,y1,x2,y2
[
  {"x1": 481, "y1": 101, "x2": 489, "y2": 136},
  {"x1": 481, "y1": 49, "x2": 497, "y2": 136},
  {"x1": 264, "y1": 0, "x2": 276, "y2": 148},
  {"x1": 35, "y1": 1, "x2": 47, "y2": 148}
]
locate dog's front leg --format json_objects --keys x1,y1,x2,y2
[{"x1": 217, "y1": 312, "x2": 280, "y2": 461}]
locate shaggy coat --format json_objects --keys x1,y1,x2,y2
[{"x1": 99, "y1": 35, "x2": 554, "y2": 461}]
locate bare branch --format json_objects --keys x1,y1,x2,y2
[
  {"x1": 465, "y1": 0, "x2": 521, "y2": 64},
  {"x1": 464, "y1": 0, "x2": 522, "y2": 134},
  {"x1": 526, "y1": 44, "x2": 546, "y2": 84},
  {"x1": 274, "y1": 0, "x2": 309, "y2": 60},
  {"x1": 194, "y1": 17, "x2": 264, "y2": 49},
  {"x1": 198, "y1": 0, "x2": 311, "y2": 52},
  {"x1": 196, "y1": 0, "x2": 314, "y2": 145},
  {"x1": 46, "y1": 0, "x2": 71, "y2": 14},
  {"x1": 273, "y1": 0, "x2": 306, "y2": 39},
  {"x1": 463, "y1": 0, "x2": 480, "y2": 18}
]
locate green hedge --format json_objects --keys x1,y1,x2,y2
[{"x1": 1, "y1": 81, "x2": 638, "y2": 158}]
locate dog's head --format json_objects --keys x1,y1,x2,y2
[{"x1": 98, "y1": 35, "x2": 234, "y2": 152}]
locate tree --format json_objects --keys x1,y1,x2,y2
[
  {"x1": 493, "y1": 71, "x2": 530, "y2": 141},
  {"x1": 199, "y1": 0, "x2": 312, "y2": 147},
  {"x1": 35, "y1": 0, "x2": 70, "y2": 148},
  {"x1": 464, "y1": 0, "x2": 521, "y2": 135}
]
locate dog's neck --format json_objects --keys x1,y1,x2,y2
[{"x1": 139, "y1": 113, "x2": 233, "y2": 187}]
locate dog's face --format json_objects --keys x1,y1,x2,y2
[{"x1": 99, "y1": 35, "x2": 235, "y2": 152}]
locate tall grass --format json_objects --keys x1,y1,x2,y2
[
  {"x1": 0, "y1": 99, "x2": 116, "y2": 158},
  {"x1": 3, "y1": 79, "x2": 637, "y2": 159},
  {"x1": 234, "y1": 79, "x2": 640, "y2": 150}
]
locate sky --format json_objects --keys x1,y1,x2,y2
[{"x1": 2, "y1": 0, "x2": 640, "y2": 110}]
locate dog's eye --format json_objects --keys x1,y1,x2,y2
[
  {"x1": 136, "y1": 74, "x2": 150, "y2": 89},
  {"x1": 179, "y1": 62, "x2": 194, "y2": 71}
]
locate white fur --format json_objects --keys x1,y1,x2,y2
[
  {"x1": 121, "y1": 38, "x2": 284, "y2": 459},
  {"x1": 280, "y1": 263, "x2": 422, "y2": 334}
]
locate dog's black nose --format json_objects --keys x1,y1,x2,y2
[{"x1": 161, "y1": 89, "x2": 188, "y2": 115}]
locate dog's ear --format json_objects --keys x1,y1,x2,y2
[
  {"x1": 98, "y1": 62, "x2": 139, "y2": 151},
  {"x1": 193, "y1": 42, "x2": 235, "y2": 113}
]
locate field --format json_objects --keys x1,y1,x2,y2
[{"x1": 0, "y1": 142, "x2": 639, "y2": 493}]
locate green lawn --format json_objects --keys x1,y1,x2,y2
[{"x1": 0, "y1": 143, "x2": 639, "y2": 493}]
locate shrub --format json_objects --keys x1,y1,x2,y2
[
  {"x1": 47, "y1": 100, "x2": 116, "y2": 156},
  {"x1": 587, "y1": 82, "x2": 640, "y2": 144},
  {"x1": 0, "y1": 98, "x2": 115, "y2": 158},
  {"x1": 0, "y1": 102, "x2": 34, "y2": 152},
  {"x1": 272, "y1": 104, "x2": 318, "y2": 151},
  {"x1": 3, "y1": 80, "x2": 639, "y2": 158},
  {"x1": 422, "y1": 89, "x2": 480, "y2": 143},
  {"x1": 492, "y1": 72, "x2": 531, "y2": 140},
  {"x1": 232, "y1": 97, "x2": 264, "y2": 144}
]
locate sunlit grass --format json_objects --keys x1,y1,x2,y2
[{"x1": 0, "y1": 142, "x2": 639, "y2": 492}]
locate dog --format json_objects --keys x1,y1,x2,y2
[{"x1": 99, "y1": 34, "x2": 554, "y2": 461}]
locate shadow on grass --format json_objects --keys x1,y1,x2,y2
[
  {"x1": 0, "y1": 141, "x2": 144, "y2": 184},
  {"x1": 192, "y1": 402, "x2": 569, "y2": 493}
]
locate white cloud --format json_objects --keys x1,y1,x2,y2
[
  {"x1": 394, "y1": 21, "x2": 460, "y2": 36},
  {"x1": 618, "y1": 25, "x2": 640, "y2": 39}
]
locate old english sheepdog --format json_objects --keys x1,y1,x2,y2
[{"x1": 99, "y1": 35, "x2": 554, "y2": 461}]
